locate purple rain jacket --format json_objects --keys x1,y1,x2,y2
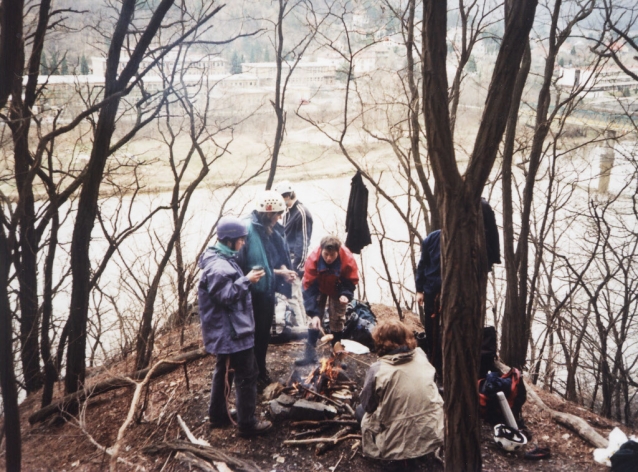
[{"x1": 198, "y1": 247, "x2": 255, "y2": 355}]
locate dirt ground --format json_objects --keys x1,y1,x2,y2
[{"x1": 8, "y1": 305, "x2": 632, "y2": 471}]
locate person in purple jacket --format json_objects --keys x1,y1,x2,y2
[{"x1": 198, "y1": 216, "x2": 272, "y2": 436}]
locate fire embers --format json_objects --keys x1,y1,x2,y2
[{"x1": 269, "y1": 344, "x2": 357, "y2": 422}]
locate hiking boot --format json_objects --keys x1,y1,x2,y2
[
  {"x1": 238, "y1": 420, "x2": 272, "y2": 437},
  {"x1": 294, "y1": 343, "x2": 318, "y2": 366},
  {"x1": 257, "y1": 375, "x2": 272, "y2": 394}
]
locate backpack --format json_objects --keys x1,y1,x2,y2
[
  {"x1": 478, "y1": 368, "x2": 527, "y2": 427},
  {"x1": 323, "y1": 299, "x2": 377, "y2": 349}
]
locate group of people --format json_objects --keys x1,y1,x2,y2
[
  {"x1": 197, "y1": 180, "x2": 450, "y2": 462},
  {"x1": 198, "y1": 182, "x2": 362, "y2": 436}
]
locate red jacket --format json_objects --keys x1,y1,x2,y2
[{"x1": 303, "y1": 246, "x2": 359, "y2": 297}]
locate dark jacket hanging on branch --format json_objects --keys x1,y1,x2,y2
[
  {"x1": 481, "y1": 198, "x2": 501, "y2": 271},
  {"x1": 345, "y1": 171, "x2": 372, "y2": 254}
]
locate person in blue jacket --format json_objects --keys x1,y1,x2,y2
[
  {"x1": 415, "y1": 229, "x2": 442, "y2": 376},
  {"x1": 198, "y1": 216, "x2": 272, "y2": 436}
]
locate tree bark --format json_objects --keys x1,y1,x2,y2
[
  {"x1": 66, "y1": 0, "x2": 176, "y2": 395},
  {"x1": 422, "y1": 1, "x2": 537, "y2": 469},
  {"x1": 266, "y1": 0, "x2": 286, "y2": 190},
  {"x1": 0, "y1": 220, "x2": 22, "y2": 472}
]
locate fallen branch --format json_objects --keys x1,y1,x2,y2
[
  {"x1": 316, "y1": 426, "x2": 353, "y2": 455},
  {"x1": 283, "y1": 434, "x2": 361, "y2": 446},
  {"x1": 177, "y1": 414, "x2": 210, "y2": 447},
  {"x1": 526, "y1": 386, "x2": 608, "y2": 448},
  {"x1": 175, "y1": 452, "x2": 216, "y2": 472},
  {"x1": 495, "y1": 360, "x2": 608, "y2": 449},
  {"x1": 71, "y1": 400, "x2": 146, "y2": 471},
  {"x1": 291, "y1": 419, "x2": 359, "y2": 428},
  {"x1": 29, "y1": 348, "x2": 207, "y2": 424},
  {"x1": 144, "y1": 440, "x2": 263, "y2": 472},
  {"x1": 110, "y1": 360, "x2": 178, "y2": 472}
]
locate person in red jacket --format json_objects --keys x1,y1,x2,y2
[{"x1": 296, "y1": 236, "x2": 359, "y2": 365}]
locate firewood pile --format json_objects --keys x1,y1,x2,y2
[{"x1": 265, "y1": 343, "x2": 363, "y2": 456}]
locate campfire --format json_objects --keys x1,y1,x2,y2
[{"x1": 266, "y1": 342, "x2": 363, "y2": 456}]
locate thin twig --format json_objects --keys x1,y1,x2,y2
[
  {"x1": 297, "y1": 383, "x2": 344, "y2": 407},
  {"x1": 283, "y1": 434, "x2": 361, "y2": 446}
]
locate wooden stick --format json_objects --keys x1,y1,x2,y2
[
  {"x1": 144, "y1": 440, "x2": 263, "y2": 472},
  {"x1": 316, "y1": 427, "x2": 352, "y2": 455},
  {"x1": 177, "y1": 414, "x2": 209, "y2": 447},
  {"x1": 291, "y1": 425, "x2": 332, "y2": 438},
  {"x1": 291, "y1": 420, "x2": 359, "y2": 428},
  {"x1": 296, "y1": 383, "x2": 344, "y2": 407},
  {"x1": 345, "y1": 354, "x2": 371, "y2": 367},
  {"x1": 175, "y1": 452, "x2": 216, "y2": 472},
  {"x1": 283, "y1": 434, "x2": 361, "y2": 446}
]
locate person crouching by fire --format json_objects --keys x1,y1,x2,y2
[
  {"x1": 198, "y1": 216, "x2": 272, "y2": 437},
  {"x1": 296, "y1": 236, "x2": 359, "y2": 365},
  {"x1": 356, "y1": 320, "x2": 444, "y2": 462}
]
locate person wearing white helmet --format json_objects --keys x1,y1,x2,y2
[
  {"x1": 274, "y1": 180, "x2": 313, "y2": 324},
  {"x1": 237, "y1": 190, "x2": 297, "y2": 391}
]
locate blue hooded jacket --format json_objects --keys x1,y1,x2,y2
[{"x1": 198, "y1": 246, "x2": 255, "y2": 355}]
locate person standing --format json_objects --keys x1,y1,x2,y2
[
  {"x1": 415, "y1": 229, "x2": 442, "y2": 377},
  {"x1": 198, "y1": 216, "x2": 272, "y2": 436},
  {"x1": 237, "y1": 191, "x2": 297, "y2": 390},
  {"x1": 274, "y1": 180, "x2": 313, "y2": 325}
]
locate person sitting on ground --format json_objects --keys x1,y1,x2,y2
[
  {"x1": 357, "y1": 319, "x2": 444, "y2": 461},
  {"x1": 197, "y1": 216, "x2": 272, "y2": 436},
  {"x1": 237, "y1": 191, "x2": 297, "y2": 391},
  {"x1": 296, "y1": 235, "x2": 359, "y2": 365}
]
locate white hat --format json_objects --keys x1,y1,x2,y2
[
  {"x1": 274, "y1": 180, "x2": 294, "y2": 195},
  {"x1": 256, "y1": 190, "x2": 286, "y2": 213}
]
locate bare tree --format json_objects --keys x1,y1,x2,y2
[
  {"x1": 500, "y1": 0, "x2": 596, "y2": 369},
  {"x1": 65, "y1": 0, "x2": 227, "y2": 395},
  {"x1": 421, "y1": 0, "x2": 537, "y2": 469}
]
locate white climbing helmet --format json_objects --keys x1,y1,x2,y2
[
  {"x1": 256, "y1": 190, "x2": 286, "y2": 213},
  {"x1": 494, "y1": 424, "x2": 528, "y2": 452},
  {"x1": 274, "y1": 180, "x2": 294, "y2": 195}
]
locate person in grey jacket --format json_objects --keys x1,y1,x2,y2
[{"x1": 198, "y1": 216, "x2": 272, "y2": 437}]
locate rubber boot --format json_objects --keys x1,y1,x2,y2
[
  {"x1": 331, "y1": 330, "x2": 344, "y2": 346},
  {"x1": 295, "y1": 329, "x2": 319, "y2": 366}
]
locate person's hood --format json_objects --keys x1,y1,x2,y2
[
  {"x1": 198, "y1": 246, "x2": 223, "y2": 270},
  {"x1": 379, "y1": 347, "x2": 416, "y2": 366}
]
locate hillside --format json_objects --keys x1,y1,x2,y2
[{"x1": 8, "y1": 306, "x2": 632, "y2": 472}]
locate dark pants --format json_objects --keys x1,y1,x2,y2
[
  {"x1": 209, "y1": 348, "x2": 259, "y2": 429},
  {"x1": 423, "y1": 291, "x2": 442, "y2": 378},
  {"x1": 251, "y1": 290, "x2": 276, "y2": 381}
]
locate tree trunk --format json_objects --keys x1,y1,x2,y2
[
  {"x1": 265, "y1": 0, "x2": 286, "y2": 190},
  {"x1": 66, "y1": 0, "x2": 176, "y2": 394},
  {"x1": 500, "y1": 42, "x2": 531, "y2": 369},
  {"x1": 406, "y1": 0, "x2": 438, "y2": 231},
  {"x1": 422, "y1": 1, "x2": 538, "y2": 469},
  {"x1": 440, "y1": 193, "x2": 486, "y2": 471},
  {"x1": 0, "y1": 223, "x2": 22, "y2": 471}
]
